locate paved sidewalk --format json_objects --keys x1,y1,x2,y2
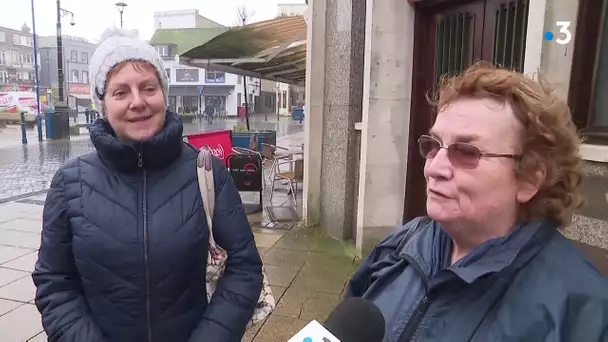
[
  {"x1": 0, "y1": 190, "x2": 357, "y2": 342},
  {"x1": 0, "y1": 193, "x2": 49, "y2": 341}
]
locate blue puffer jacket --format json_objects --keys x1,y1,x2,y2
[{"x1": 32, "y1": 111, "x2": 263, "y2": 342}]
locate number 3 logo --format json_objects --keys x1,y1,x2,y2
[{"x1": 555, "y1": 21, "x2": 572, "y2": 45}]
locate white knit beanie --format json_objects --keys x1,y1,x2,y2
[{"x1": 89, "y1": 28, "x2": 169, "y2": 117}]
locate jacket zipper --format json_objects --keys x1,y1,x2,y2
[
  {"x1": 398, "y1": 294, "x2": 431, "y2": 342},
  {"x1": 137, "y1": 150, "x2": 152, "y2": 342},
  {"x1": 397, "y1": 257, "x2": 432, "y2": 342}
]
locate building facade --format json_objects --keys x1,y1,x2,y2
[
  {"x1": 153, "y1": 9, "x2": 224, "y2": 30},
  {"x1": 303, "y1": 0, "x2": 608, "y2": 266},
  {"x1": 151, "y1": 10, "x2": 260, "y2": 116},
  {"x1": 260, "y1": 79, "x2": 277, "y2": 115},
  {"x1": 0, "y1": 25, "x2": 38, "y2": 92},
  {"x1": 276, "y1": 3, "x2": 307, "y2": 116},
  {"x1": 38, "y1": 35, "x2": 96, "y2": 110}
]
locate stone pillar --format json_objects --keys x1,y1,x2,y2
[
  {"x1": 302, "y1": 0, "x2": 327, "y2": 227},
  {"x1": 522, "y1": 0, "x2": 547, "y2": 76},
  {"x1": 355, "y1": 0, "x2": 416, "y2": 253},
  {"x1": 303, "y1": 0, "x2": 366, "y2": 239}
]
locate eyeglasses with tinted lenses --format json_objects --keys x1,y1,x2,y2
[{"x1": 417, "y1": 135, "x2": 521, "y2": 169}]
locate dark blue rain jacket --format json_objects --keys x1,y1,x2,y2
[
  {"x1": 32, "y1": 111, "x2": 263, "y2": 342},
  {"x1": 347, "y1": 217, "x2": 608, "y2": 341}
]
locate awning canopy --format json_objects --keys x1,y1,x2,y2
[
  {"x1": 69, "y1": 94, "x2": 91, "y2": 100},
  {"x1": 180, "y1": 16, "x2": 307, "y2": 85}
]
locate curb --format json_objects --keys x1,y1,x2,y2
[{"x1": 0, "y1": 189, "x2": 48, "y2": 205}]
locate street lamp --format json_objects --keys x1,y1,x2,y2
[
  {"x1": 115, "y1": 2, "x2": 127, "y2": 28},
  {"x1": 56, "y1": 1, "x2": 74, "y2": 103},
  {"x1": 31, "y1": 0, "x2": 43, "y2": 141},
  {"x1": 55, "y1": 0, "x2": 74, "y2": 139}
]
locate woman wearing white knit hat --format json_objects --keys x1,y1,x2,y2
[{"x1": 32, "y1": 28, "x2": 264, "y2": 342}]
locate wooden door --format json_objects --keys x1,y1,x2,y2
[{"x1": 403, "y1": 0, "x2": 529, "y2": 222}]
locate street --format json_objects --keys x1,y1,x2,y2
[{"x1": 0, "y1": 114, "x2": 303, "y2": 202}]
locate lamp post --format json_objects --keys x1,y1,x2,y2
[
  {"x1": 240, "y1": 17, "x2": 250, "y2": 130},
  {"x1": 252, "y1": 79, "x2": 265, "y2": 121},
  {"x1": 55, "y1": 0, "x2": 74, "y2": 139},
  {"x1": 31, "y1": 0, "x2": 43, "y2": 141},
  {"x1": 115, "y1": 2, "x2": 127, "y2": 28},
  {"x1": 56, "y1": 1, "x2": 74, "y2": 103}
]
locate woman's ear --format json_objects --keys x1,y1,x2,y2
[{"x1": 516, "y1": 164, "x2": 547, "y2": 203}]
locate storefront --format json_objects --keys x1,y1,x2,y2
[
  {"x1": 169, "y1": 85, "x2": 234, "y2": 114},
  {"x1": 68, "y1": 83, "x2": 92, "y2": 111},
  {"x1": 203, "y1": 95, "x2": 226, "y2": 112},
  {"x1": 180, "y1": 0, "x2": 608, "y2": 257}
]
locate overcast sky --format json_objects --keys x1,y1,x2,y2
[{"x1": 1, "y1": 0, "x2": 305, "y2": 41}]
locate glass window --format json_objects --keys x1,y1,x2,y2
[
  {"x1": 154, "y1": 46, "x2": 168, "y2": 56},
  {"x1": 182, "y1": 96, "x2": 199, "y2": 113},
  {"x1": 205, "y1": 71, "x2": 226, "y2": 83}
]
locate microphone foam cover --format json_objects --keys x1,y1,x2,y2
[{"x1": 324, "y1": 297, "x2": 385, "y2": 342}]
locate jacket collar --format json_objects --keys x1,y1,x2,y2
[
  {"x1": 398, "y1": 219, "x2": 557, "y2": 284},
  {"x1": 89, "y1": 110, "x2": 184, "y2": 173}
]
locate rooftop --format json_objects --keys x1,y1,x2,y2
[
  {"x1": 149, "y1": 27, "x2": 228, "y2": 55},
  {"x1": 181, "y1": 15, "x2": 307, "y2": 84},
  {"x1": 37, "y1": 35, "x2": 95, "y2": 48}
]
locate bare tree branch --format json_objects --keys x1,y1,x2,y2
[{"x1": 233, "y1": 4, "x2": 256, "y2": 27}]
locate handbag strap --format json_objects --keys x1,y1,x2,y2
[{"x1": 196, "y1": 147, "x2": 217, "y2": 245}]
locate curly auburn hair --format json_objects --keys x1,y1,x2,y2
[{"x1": 429, "y1": 62, "x2": 584, "y2": 226}]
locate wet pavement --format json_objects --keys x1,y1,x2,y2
[{"x1": 0, "y1": 114, "x2": 304, "y2": 202}]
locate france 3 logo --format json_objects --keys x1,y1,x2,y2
[
  {"x1": 544, "y1": 21, "x2": 573, "y2": 45},
  {"x1": 302, "y1": 338, "x2": 331, "y2": 342}
]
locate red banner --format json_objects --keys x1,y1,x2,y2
[{"x1": 187, "y1": 130, "x2": 233, "y2": 164}]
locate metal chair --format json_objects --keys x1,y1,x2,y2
[
  {"x1": 269, "y1": 157, "x2": 304, "y2": 206},
  {"x1": 261, "y1": 143, "x2": 292, "y2": 184}
]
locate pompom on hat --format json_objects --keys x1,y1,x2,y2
[{"x1": 89, "y1": 28, "x2": 169, "y2": 117}]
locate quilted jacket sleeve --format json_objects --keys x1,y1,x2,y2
[
  {"x1": 346, "y1": 217, "x2": 429, "y2": 298},
  {"x1": 188, "y1": 157, "x2": 263, "y2": 342},
  {"x1": 32, "y1": 169, "x2": 106, "y2": 342}
]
